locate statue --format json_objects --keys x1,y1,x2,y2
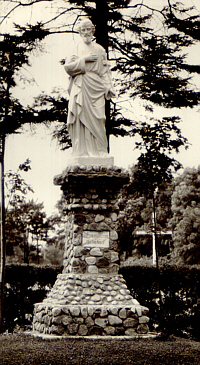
[{"x1": 64, "y1": 19, "x2": 116, "y2": 158}]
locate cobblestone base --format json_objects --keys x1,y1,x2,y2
[
  {"x1": 33, "y1": 165, "x2": 150, "y2": 336},
  {"x1": 33, "y1": 303, "x2": 149, "y2": 336},
  {"x1": 33, "y1": 273, "x2": 149, "y2": 336}
]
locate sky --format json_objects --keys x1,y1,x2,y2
[{"x1": 1, "y1": 0, "x2": 200, "y2": 216}]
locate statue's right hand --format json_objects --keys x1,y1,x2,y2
[{"x1": 85, "y1": 53, "x2": 98, "y2": 62}]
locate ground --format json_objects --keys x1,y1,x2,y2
[{"x1": 1, "y1": 333, "x2": 200, "y2": 364}]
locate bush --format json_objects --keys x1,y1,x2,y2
[
  {"x1": 3, "y1": 264, "x2": 200, "y2": 340},
  {"x1": 120, "y1": 264, "x2": 200, "y2": 340},
  {"x1": 3, "y1": 264, "x2": 62, "y2": 332}
]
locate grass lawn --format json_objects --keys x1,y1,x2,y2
[{"x1": 1, "y1": 333, "x2": 200, "y2": 365}]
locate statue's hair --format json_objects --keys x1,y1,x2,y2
[{"x1": 77, "y1": 18, "x2": 95, "y2": 34}]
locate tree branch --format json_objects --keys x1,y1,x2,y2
[{"x1": 0, "y1": 0, "x2": 54, "y2": 26}]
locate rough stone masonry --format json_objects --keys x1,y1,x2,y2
[{"x1": 32, "y1": 164, "x2": 150, "y2": 336}]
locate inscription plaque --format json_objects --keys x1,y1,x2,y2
[{"x1": 82, "y1": 231, "x2": 109, "y2": 247}]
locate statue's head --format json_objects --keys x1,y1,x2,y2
[{"x1": 78, "y1": 18, "x2": 95, "y2": 44}]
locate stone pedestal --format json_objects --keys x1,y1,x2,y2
[{"x1": 32, "y1": 163, "x2": 149, "y2": 336}]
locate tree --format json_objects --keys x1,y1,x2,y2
[
  {"x1": 4, "y1": 161, "x2": 48, "y2": 264},
  {"x1": 128, "y1": 117, "x2": 188, "y2": 265},
  {"x1": 1, "y1": 1, "x2": 199, "y2": 149},
  {"x1": 169, "y1": 166, "x2": 200, "y2": 264},
  {"x1": 0, "y1": 24, "x2": 49, "y2": 331},
  {"x1": 118, "y1": 173, "x2": 173, "y2": 261},
  {"x1": 5, "y1": 199, "x2": 48, "y2": 264}
]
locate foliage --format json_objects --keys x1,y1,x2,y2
[
  {"x1": 2, "y1": 263, "x2": 200, "y2": 341},
  {"x1": 118, "y1": 180, "x2": 173, "y2": 259},
  {"x1": 3, "y1": 264, "x2": 62, "y2": 332},
  {"x1": 169, "y1": 167, "x2": 200, "y2": 264},
  {"x1": 120, "y1": 264, "x2": 200, "y2": 340},
  {"x1": 0, "y1": 25, "x2": 48, "y2": 135},
  {"x1": 5, "y1": 158, "x2": 33, "y2": 209},
  {"x1": 4, "y1": 163, "x2": 48, "y2": 263},
  {"x1": 5, "y1": 200, "x2": 47, "y2": 263},
  {"x1": 130, "y1": 117, "x2": 189, "y2": 198},
  {"x1": 1, "y1": 1, "x2": 199, "y2": 149},
  {"x1": 117, "y1": 115, "x2": 188, "y2": 262}
]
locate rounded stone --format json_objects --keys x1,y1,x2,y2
[
  {"x1": 97, "y1": 277, "x2": 104, "y2": 284},
  {"x1": 62, "y1": 315, "x2": 73, "y2": 326},
  {"x1": 70, "y1": 307, "x2": 80, "y2": 317},
  {"x1": 52, "y1": 307, "x2": 62, "y2": 317},
  {"x1": 141, "y1": 306, "x2": 149, "y2": 316},
  {"x1": 119, "y1": 308, "x2": 127, "y2": 319},
  {"x1": 100, "y1": 308, "x2": 108, "y2": 317},
  {"x1": 139, "y1": 316, "x2": 150, "y2": 324},
  {"x1": 85, "y1": 316, "x2": 94, "y2": 327},
  {"x1": 110, "y1": 252, "x2": 119, "y2": 263},
  {"x1": 72, "y1": 258, "x2": 80, "y2": 267},
  {"x1": 89, "y1": 248, "x2": 102, "y2": 256},
  {"x1": 86, "y1": 256, "x2": 96, "y2": 265},
  {"x1": 96, "y1": 257, "x2": 109, "y2": 268},
  {"x1": 136, "y1": 306, "x2": 142, "y2": 316},
  {"x1": 74, "y1": 317, "x2": 84, "y2": 324},
  {"x1": 52, "y1": 316, "x2": 62, "y2": 324},
  {"x1": 104, "y1": 326, "x2": 115, "y2": 335},
  {"x1": 125, "y1": 328, "x2": 136, "y2": 336},
  {"x1": 110, "y1": 212, "x2": 117, "y2": 222},
  {"x1": 95, "y1": 214, "x2": 105, "y2": 223},
  {"x1": 67, "y1": 323, "x2": 79, "y2": 335},
  {"x1": 78, "y1": 324, "x2": 88, "y2": 336},
  {"x1": 74, "y1": 247, "x2": 83, "y2": 257},
  {"x1": 115, "y1": 326, "x2": 125, "y2": 335},
  {"x1": 88, "y1": 265, "x2": 98, "y2": 274},
  {"x1": 81, "y1": 307, "x2": 88, "y2": 318},
  {"x1": 92, "y1": 194, "x2": 98, "y2": 199},
  {"x1": 109, "y1": 265, "x2": 119, "y2": 274},
  {"x1": 108, "y1": 315, "x2": 122, "y2": 326},
  {"x1": 110, "y1": 307, "x2": 118, "y2": 315},
  {"x1": 110, "y1": 230, "x2": 118, "y2": 240},
  {"x1": 50, "y1": 324, "x2": 64, "y2": 335},
  {"x1": 88, "y1": 307, "x2": 95, "y2": 317},
  {"x1": 99, "y1": 268, "x2": 109, "y2": 274},
  {"x1": 136, "y1": 324, "x2": 149, "y2": 334},
  {"x1": 123, "y1": 318, "x2": 139, "y2": 328},
  {"x1": 84, "y1": 204, "x2": 92, "y2": 210},
  {"x1": 95, "y1": 318, "x2": 108, "y2": 328},
  {"x1": 91, "y1": 294, "x2": 101, "y2": 302}
]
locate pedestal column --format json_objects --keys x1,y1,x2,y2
[{"x1": 33, "y1": 164, "x2": 149, "y2": 336}]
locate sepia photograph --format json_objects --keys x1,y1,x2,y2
[{"x1": 1, "y1": 1, "x2": 200, "y2": 364}]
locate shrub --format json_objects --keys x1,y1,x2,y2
[
  {"x1": 3, "y1": 264, "x2": 62, "y2": 332},
  {"x1": 3, "y1": 264, "x2": 200, "y2": 340},
  {"x1": 120, "y1": 264, "x2": 200, "y2": 340}
]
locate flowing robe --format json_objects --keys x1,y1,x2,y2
[{"x1": 64, "y1": 42, "x2": 114, "y2": 157}]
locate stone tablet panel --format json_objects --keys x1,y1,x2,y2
[{"x1": 82, "y1": 231, "x2": 109, "y2": 247}]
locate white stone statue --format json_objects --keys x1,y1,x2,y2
[{"x1": 64, "y1": 19, "x2": 116, "y2": 158}]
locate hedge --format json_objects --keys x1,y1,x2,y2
[
  {"x1": 120, "y1": 265, "x2": 200, "y2": 340},
  {"x1": 2, "y1": 264, "x2": 200, "y2": 340},
  {"x1": 3, "y1": 264, "x2": 62, "y2": 332}
]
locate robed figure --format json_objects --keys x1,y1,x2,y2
[{"x1": 64, "y1": 19, "x2": 116, "y2": 157}]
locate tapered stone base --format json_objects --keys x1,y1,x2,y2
[
  {"x1": 33, "y1": 273, "x2": 149, "y2": 336},
  {"x1": 32, "y1": 164, "x2": 150, "y2": 336}
]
